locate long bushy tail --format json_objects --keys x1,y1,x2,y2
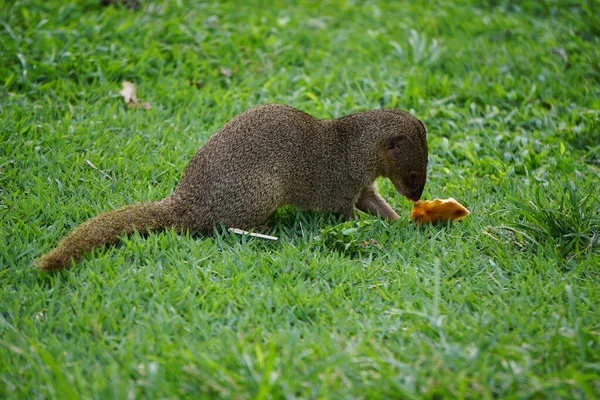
[{"x1": 36, "y1": 198, "x2": 179, "y2": 272}]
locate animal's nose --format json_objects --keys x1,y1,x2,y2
[{"x1": 410, "y1": 186, "x2": 424, "y2": 201}]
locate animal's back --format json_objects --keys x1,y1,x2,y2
[{"x1": 172, "y1": 104, "x2": 329, "y2": 230}]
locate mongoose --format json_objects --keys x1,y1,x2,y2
[{"x1": 37, "y1": 104, "x2": 428, "y2": 272}]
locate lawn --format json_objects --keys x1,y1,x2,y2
[{"x1": 1, "y1": 0, "x2": 599, "y2": 398}]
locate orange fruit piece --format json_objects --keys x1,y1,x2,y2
[{"x1": 410, "y1": 198, "x2": 470, "y2": 224}]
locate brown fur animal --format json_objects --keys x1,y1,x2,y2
[{"x1": 37, "y1": 104, "x2": 428, "y2": 271}]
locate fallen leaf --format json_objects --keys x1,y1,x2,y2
[
  {"x1": 119, "y1": 81, "x2": 138, "y2": 104},
  {"x1": 190, "y1": 80, "x2": 204, "y2": 89},
  {"x1": 119, "y1": 81, "x2": 152, "y2": 110}
]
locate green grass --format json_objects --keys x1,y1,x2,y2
[{"x1": 1, "y1": 0, "x2": 599, "y2": 397}]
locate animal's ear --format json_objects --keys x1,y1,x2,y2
[
  {"x1": 385, "y1": 135, "x2": 405, "y2": 150},
  {"x1": 417, "y1": 119, "x2": 426, "y2": 135}
]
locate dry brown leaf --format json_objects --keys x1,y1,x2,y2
[
  {"x1": 120, "y1": 81, "x2": 138, "y2": 104},
  {"x1": 119, "y1": 81, "x2": 152, "y2": 110}
]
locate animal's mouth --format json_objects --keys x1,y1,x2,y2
[{"x1": 392, "y1": 180, "x2": 423, "y2": 201}]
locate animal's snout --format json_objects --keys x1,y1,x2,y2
[{"x1": 410, "y1": 185, "x2": 424, "y2": 201}]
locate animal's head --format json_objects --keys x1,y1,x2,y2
[{"x1": 380, "y1": 115, "x2": 428, "y2": 201}]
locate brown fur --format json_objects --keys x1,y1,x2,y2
[{"x1": 37, "y1": 104, "x2": 428, "y2": 272}]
